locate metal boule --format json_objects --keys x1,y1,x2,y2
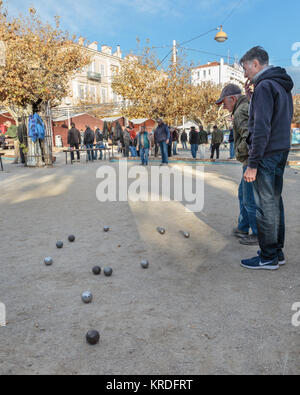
[
  {"x1": 103, "y1": 227, "x2": 110, "y2": 232},
  {"x1": 56, "y1": 241, "x2": 63, "y2": 249},
  {"x1": 44, "y1": 257, "x2": 53, "y2": 266},
  {"x1": 92, "y1": 266, "x2": 101, "y2": 275},
  {"x1": 68, "y1": 235, "x2": 75, "y2": 242},
  {"x1": 104, "y1": 267, "x2": 113, "y2": 277},
  {"x1": 157, "y1": 227, "x2": 166, "y2": 235},
  {"x1": 141, "y1": 260, "x2": 149, "y2": 269},
  {"x1": 81, "y1": 291, "x2": 93, "y2": 304},
  {"x1": 86, "y1": 330, "x2": 100, "y2": 345}
]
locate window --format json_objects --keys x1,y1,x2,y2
[
  {"x1": 88, "y1": 61, "x2": 95, "y2": 73},
  {"x1": 203, "y1": 70, "x2": 206, "y2": 79},
  {"x1": 101, "y1": 88, "x2": 107, "y2": 103},
  {"x1": 90, "y1": 86, "x2": 96, "y2": 101},
  {"x1": 101, "y1": 64, "x2": 106, "y2": 77},
  {"x1": 79, "y1": 84, "x2": 86, "y2": 100}
]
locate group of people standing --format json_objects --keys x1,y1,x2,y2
[{"x1": 68, "y1": 124, "x2": 106, "y2": 162}]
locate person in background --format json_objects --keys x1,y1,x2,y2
[
  {"x1": 198, "y1": 125, "x2": 208, "y2": 160},
  {"x1": 210, "y1": 126, "x2": 224, "y2": 160},
  {"x1": 228, "y1": 128, "x2": 235, "y2": 159},
  {"x1": 80, "y1": 129, "x2": 85, "y2": 149},
  {"x1": 138, "y1": 126, "x2": 151, "y2": 166},
  {"x1": 189, "y1": 126, "x2": 199, "y2": 159},
  {"x1": 172, "y1": 128, "x2": 179, "y2": 155},
  {"x1": 84, "y1": 125, "x2": 95, "y2": 161},
  {"x1": 68, "y1": 122, "x2": 81, "y2": 162},
  {"x1": 239, "y1": 46, "x2": 293, "y2": 270},
  {"x1": 154, "y1": 118, "x2": 170, "y2": 166},
  {"x1": 181, "y1": 129, "x2": 188, "y2": 150},
  {"x1": 168, "y1": 129, "x2": 173, "y2": 158},
  {"x1": 95, "y1": 127, "x2": 104, "y2": 160},
  {"x1": 123, "y1": 127, "x2": 131, "y2": 158}
]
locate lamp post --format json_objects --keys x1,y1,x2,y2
[{"x1": 65, "y1": 98, "x2": 71, "y2": 129}]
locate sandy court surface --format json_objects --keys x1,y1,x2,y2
[{"x1": 0, "y1": 153, "x2": 299, "y2": 375}]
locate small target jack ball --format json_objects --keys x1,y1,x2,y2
[
  {"x1": 92, "y1": 266, "x2": 101, "y2": 275},
  {"x1": 104, "y1": 267, "x2": 113, "y2": 277},
  {"x1": 56, "y1": 241, "x2": 63, "y2": 249},
  {"x1": 68, "y1": 235, "x2": 75, "y2": 242},
  {"x1": 103, "y1": 226, "x2": 110, "y2": 232},
  {"x1": 157, "y1": 227, "x2": 166, "y2": 235},
  {"x1": 44, "y1": 257, "x2": 53, "y2": 266},
  {"x1": 183, "y1": 232, "x2": 190, "y2": 239},
  {"x1": 86, "y1": 330, "x2": 100, "y2": 345},
  {"x1": 81, "y1": 291, "x2": 93, "y2": 304},
  {"x1": 141, "y1": 260, "x2": 149, "y2": 269}
]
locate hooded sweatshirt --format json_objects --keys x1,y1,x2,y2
[{"x1": 248, "y1": 66, "x2": 294, "y2": 169}]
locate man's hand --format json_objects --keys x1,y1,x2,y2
[
  {"x1": 166, "y1": 140, "x2": 169, "y2": 145},
  {"x1": 244, "y1": 167, "x2": 257, "y2": 183},
  {"x1": 245, "y1": 79, "x2": 254, "y2": 101}
]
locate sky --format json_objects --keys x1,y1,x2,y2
[{"x1": 4, "y1": 0, "x2": 300, "y2": 92}]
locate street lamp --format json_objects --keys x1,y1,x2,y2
[
  {"x1": 214, "y1": 26, "x2": 228, "y2": 43},
  {"x1": 65, "y1": 98, "x2": 71, "y2": 129}
]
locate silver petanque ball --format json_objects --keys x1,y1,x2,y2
[
  {"x1": 103, "y1": 226, "x2": 110, "y2": 232},
  {"x1": 141, "y1": 260, "x2": 149, "y2": 269},
  {"x1": 44, "y1": 257, "x2": 53, "y2": 266},
  {"x1": 183, "y1": 232, "x2": 190, "y2": 239},
  {"x1": 81, "y1": 291, "x2": 93, "y2": 304},
  {"x1": 157, "y1": 227, "x2": 166, "y2": 235}
]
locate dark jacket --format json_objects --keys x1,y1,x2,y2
[
  {"x1": 198, "y1": 129, "x2": 208, "y2": 145},
  {"x1": 212, "y1": 129, "x2": 224, "y2": 145},
  {"x1": 228, "y1": 129, "x2": 234, "y2": 143},
  {"x1": 181, "y1": 131, "x2": 187, "y2": 142},
  {"x1": 84, "y1": 127, "x2": 95, "y2": 145},
  {"x1": 232, "y1": 95, "x2": 250, "y2": 166},
  {"x1": 172, "y1": 130, "x2": 179, "y2": 142},
  {"x1": 68, "y1": 127, "x2": 81, "y2": 146},
  {"x1": 95, "y1": 128, "x2": 103, "y2": 143},
  {"x1": 248, "y1": 66, "x2": 294, "y2": 169},
  {"x1": 189, "y1": 129, "x2": 199, "y2": 145},
  {"x1": 154, "y1": 123, "x2": 170, "y2": 143}
]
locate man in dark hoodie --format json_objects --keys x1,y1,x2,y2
[
  {"x1": 239, "y1": 46, "x2": 294, "y2": 270},
  {"x1": 84, "y1": 126, "x2": 95, "y2": 161},
  {"x1": 154, "y1": 118, "x2": 170, "y2": 166},
  {"x1": 68, "y1": 123, "x2": 81, "y2": 162}
]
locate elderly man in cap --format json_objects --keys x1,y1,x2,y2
[{"x1": 216, "y1": 83, "x2": 258, "y2": 246}]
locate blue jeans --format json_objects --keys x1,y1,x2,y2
[
  {"x1": 230, "y1": 142, "x2": 235, "y2": 159},
  {"x1": 238, "y1": 166, "x2": 258, "y2": 236},
  {"x1": 173, "y1": 141, "x2": 178, "y2": 155},
  {"x1": 159, "y1": 141, "x2": 168, "y2": 164},
  {"x1": 182, "y1": 141, "x2": 187, "y2": 150},
  {"x1": 95, "y1": 143, "x2": 103, "y2": 159},
  {"x1": 140, "y1": 147, "x2": 149, "y2": 165},
  {"x1": 129, "y1": 146, "x2": 137, "y2": 157},
  {"x1": 86, "y1": 144, "x2": 95, "y2": 161},
  {"x1": 252, "y1": 151, "x2": 289, "y2": 261},
  {"x1": 191, "y1": 144, "x2": 198, "y2": 159}
]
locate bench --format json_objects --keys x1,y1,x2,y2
[
  {"x1": 63, "y1": 147, "x2": 111, "y2": 165},
  {"x1": 0, "y1": 153, "x2": 4, "y2": 171}
]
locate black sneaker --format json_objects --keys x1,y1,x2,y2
[
  {"x1": 232, "y1": 227, "x2": 249, "y2": 239},
  {"x1": 241, "y1": 255, "x2": 279, "y2": 271},
  {"x1": 239, "y1": 234, "x2": 259, "y2": 245},
  {"x1": 257, "y1": 250, "x2": 286, "y2": 266}
]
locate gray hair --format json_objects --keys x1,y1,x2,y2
[{"x1": 240, "y1": 46, "x2": 269, "y2": 66}]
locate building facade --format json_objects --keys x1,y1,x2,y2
[
  {"x1": 191, "y1": 58, "x2": 246, "y2": 88},
  {"x1": 62, "y1": 40, "x2": 124, "y2": 107}
]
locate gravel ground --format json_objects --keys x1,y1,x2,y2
[{"x1": 0, "y1": 152, "x2": 299, "y2": 375}]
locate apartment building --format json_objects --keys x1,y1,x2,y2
[
  {"x1": 191, "y1": 58, "x2": 246, "y2": 88},
  {"x1": 63, "y1": 39, "x2": 124, "y2": 107}
]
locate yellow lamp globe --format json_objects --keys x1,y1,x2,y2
[{"x1": 215, "y1": 26, "x2": 228, "y2": 43}]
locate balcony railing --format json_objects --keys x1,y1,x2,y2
[{"x1": 87, "y1": 72, "x2": 102, "y2": 82}]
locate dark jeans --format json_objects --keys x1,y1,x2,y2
[
  {"x1": 86, "y1": 144, "x2": 95, "y2": 161},
  {"x1": 140, "y1": 147, "x2": 149, "y2": 165},
  {"x1": 230, "y1": 142, "x2": 235, "y2": 159},
  {"x1": 70, "y1": 144, "x2": 80, "y2": 161},
  {"x1": 182, "y1": 141, "x2": 187, "y2": 150},
  {"x1": 95, "y1": 143, "x2": 103, "y2": 159},
  {"x1": 124, "y1": 144, "x2": 129, "y2": 158},
  {"x1": 191, "y1": 144, "x2": 198, "y2": 159},
  {"x1": 238, "y1": 166, "x2": 258, "y2": 235},
  {"x1": 252, "y1": 151, "x2": 289, "y2": 261},
  {"x1": 159, "y1": 141, "x2": 168, "y2": 164},
  {"x1": 211, "y1": 143, "x2": 221, "y2": 159}
]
